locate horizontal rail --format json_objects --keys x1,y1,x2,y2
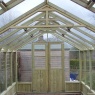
[
  {"x1": 10, "y1": 25, "x2": 85, "y2": 29},
  {"x1": 1, "y1": 82, "x2": 16, "y2": 95}
]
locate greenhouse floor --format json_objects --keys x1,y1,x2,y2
[{"x1": 17, "y1": 93, "x2": 81, "y2": 95}]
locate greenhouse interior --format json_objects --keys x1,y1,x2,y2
[{"x1": 0, "y1": 0, "x2": 95, "y2": 95}]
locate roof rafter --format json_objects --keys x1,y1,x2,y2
[
  {"x1": 4, "y1": 29, "x2": 39, "y2": 50},
  {"x1": 56, "y1": 30, "x2": 91, "y2": 50},
  {"x1": 0, "y1": 12, "x2": 45, "y2": 42},
  {"x1": 48, "y1": 2, "x2": 95, "y2": 32},
  {"x1": 53, "y1": 33, "x2": 84, "y2": 50},
  {"x1": 0, "y1": 20, "x2": 48, "y2": 49},
  {"x1": 71, "y1": 0, "x2": 95, "y2": 13},
  {"x1": 0, "y1": 1, "x2": 95, "y2": 51},
  {"x1": 10, "y1": 32, "x2": 43, "y2": 51},
  {"x1": 0, "y1": 0, "x2": 25, "y2": 15},
  {"x1": 50, "y1": 20, "x2": 95, "y2": 49},
  {"x1": 49, "y1": 12, "x2": 95, "y2": 40},
  {"x1": 0, "y1": 2, "x2": 46, "y2": 34},
  {"x1": 15, "y1": 33, "x2": 43, "y2": 51}
]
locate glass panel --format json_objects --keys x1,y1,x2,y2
[
  {"x1": 3, "y1": 0, "x2": 11, "y2": 3},
  {"x1": 34, "y1": 45, "x2": 45, "y2": 50},
  {"x1": 0, "y1": 0, "x2": 44, "y2": 27},
  {"x1": 34, "y1": 45, "x2": 46, "y2": 69},
  {"x1": 70, "y1": 51, "x2": 79, "y2": 81},
  {"x1": 92, "y1": 72, "x2": 95, "y2": 90},
  {"x1": 93, "y1": 4, "x2": 95, "y2": 8},
  {"x1": 65, "y1": 50, "x2": 70, "y2": 81},
  {"x1": 0, "y1": 7, "x2": 2, "y2": 10},
  {"x1": 50, "y1": 0, "x2": 95, "y2": 25},
  {"x1": 50, "y1": 44, "x2": 61, "y2": 68},
  {"x1": 71, "y1": 28, "x2": 93, "y2": 42},
  {"x1": 17, "y1": 51, "x2": 32, "y2": 82}
]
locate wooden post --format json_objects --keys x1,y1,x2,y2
[
  {"x1": 61, "y1": 43, "x2": 65, "y2": 91},
  {"x1": 83, "y1": 51, "x2": 87, "y2": 84},
  {"x1": 4, "y1": 52, "x2": 7, "y2": 90},
  {"x1": 79, "y1": 50, "x2": 83, "y2": 92},
  {"x1": 47, "y1": 42, "x2": 49, "y2": 92},
  {"x1": 32, "y1": 44, "x2": 34, "y2": 92},
  {"x1": 88, "y1": 50, "x2": 92, "y2": 89},
  {"x1": 79, "y1": 51, "x2": 82, "y2": 81},
  {"x1": 15, "y1": 52, "x2": 18, "y2": 82},
  {"x1": 15, "y1": 51, "x2": 18, "y2": 92},
  {"x1": 10, "y1": 52, "x2": 13, "y2": 85}
]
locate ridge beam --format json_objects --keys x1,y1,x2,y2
[{"x1": 45, "y1": 0, "x2": 49, "y2": 4}]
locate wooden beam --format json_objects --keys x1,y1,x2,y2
[
  {"x1": 74, "y1": 27, "x2": 95, "y2": 41},
  {"x1": 50, "y1": 12, "x2": 95, "y2": 41},
  {"x1": 54, "y1": 33, "x2": 83, "y2": 50},
  {"x1": 87, "y1": 1, "x2": 94, "y2": 9},
  {"x1": 65, "y1": 36, "x2": 88, "y2": 49},
  {"x1": 0, "y1": 12, "x2": 45, "y2": 42},
  {"x1": 9, "y1": 31, "x2": 39, "y2": 50},
  {"x1": 56, "y1": 29, "x2": 92, "y2": 50},
  {"x1": 10, "y1": 25, "x2": 85, "y2": 29},
  {"x1": 7, "y1": 29, "x2": 39, "y2": 49},
  {"x1": 15, "y1": 33, "x2": 43, "y2": 50},
  {"x1": 46, "y1": 10, "x2": 49, "y2": 25},
  {"x1": 79, "y1": 51, "x2": 83, "y2": 91},
  {"x1": 50, "y1": 18, "x2": 95, "y2": 49},
  {"x1": 51, "y1": 19, "x2": 95, "y2": 49},
  {"x1": 79, "y1": 51, "x2": 82, "y2": 81},
  {"x1": 45, "y1": 0, "x2": 49, "y2": 4},
  {"x1": 48, "y1": 2, "x2": 95, "y2": 32},
  {"x1": 0, "y1": 32, "x2": 26, "y2": 48},
  {"x1": 0, "y1": 2, "x2": 46, "y2": 34},
  {"x1": 15, "y1": 52, "x2": 17, "y2": 82},
  {"x1": 88, "y1": 50, "x2": 92, "y2": 89},
  {"x1": 61, "y1": 43, "x2": 65, "y2": 91},
  {"x1": 71, "y1": 0, "x2": 95, "y2": 13},
  {"x1": 4, "y1": 52, "x2": 7, "y2": 90},
  {"x1": 10, "y1": 52, "x2": 13, "y2": 84},
  {"x1": 66, "y1": 29, "x2": 95, "y2": 48},
  {"x1": 0, "y1": 21, "x2": 44, "y2": 48},
  {"x1": 0, "y1": 0, "x2": 24, "y2": 15},
  {"x1": 0, "y1": 1, "x2": 8, "y2": 11},
  {"x1": 83, "y1": 51, "x2": 87, "y2": 84}
]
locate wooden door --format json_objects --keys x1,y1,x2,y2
[
  {"x1": 48, "y1": 43, "x2": 65, "y2": 92},
  {"x1": 32, "y1": 43, "x2": 48, "y2": 93},
  {"x1": 32, "y1": 42, "x2": 64, "y2": 93}
]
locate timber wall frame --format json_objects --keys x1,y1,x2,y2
[
  {"x1": 0, "y1": 0, "x2": 95, "y2": 95},
  {"x1": 0, "y1": 51, "x2": 17, "y2": 95},
  {"x1": 0, "y1": 50, "x2": 95, "y2": 95}
]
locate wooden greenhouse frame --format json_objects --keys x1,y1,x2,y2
[{"x1": 0, "y1": 0, "x2": 95, "y2": 95}]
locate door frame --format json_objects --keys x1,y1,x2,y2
[{"x1": 32, "y1": 42, "x2": 65, "y2": 93}]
